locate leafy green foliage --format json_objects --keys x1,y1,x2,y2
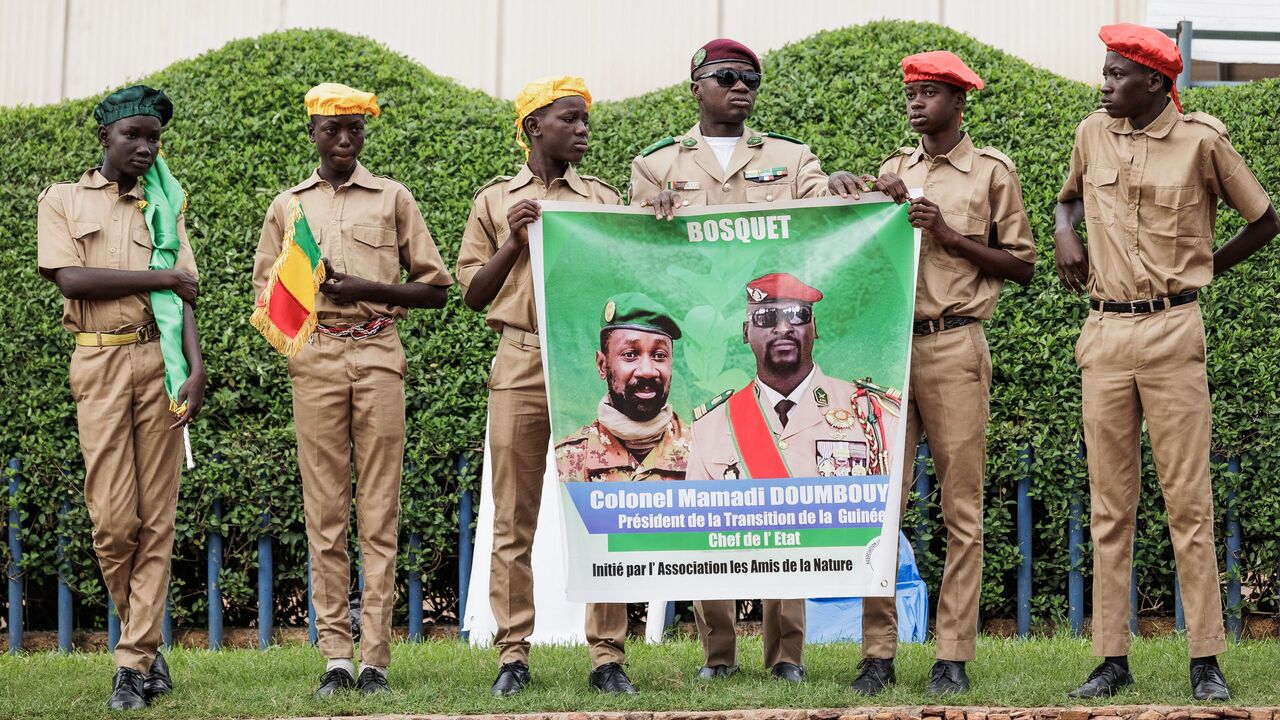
[{"x1": 1, "y1": 21, "x2": 1276, "y2": 631}]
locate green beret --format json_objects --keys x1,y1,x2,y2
[
  {"x1": 94, "y1": 85, "x2": 173, "y2": 127},
  {"x1": 601, "y1": 292, "x2": 681, "y2": 340}
]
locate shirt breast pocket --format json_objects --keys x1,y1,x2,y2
[
  {"x1": 928, "y1": 211, "x2": 985, "y2": 273},
  {"x1": 1152, "y1": 185, "x2": 1206, "y2": 242},
  {"x1": 70, "y1": 221, "x2": 102, "y2": 266},
  {"x1": 745, "y1": 184, "x2": 794, "y2": 204},
  {"x1": 350, "y1": 224, "x2": 398, "y2": 282},
  {"x1": 1084, "y1": 166, "x2": 1119, "y2": 227},
  {"x1": 131, "y1": 221, "x2": 157, "y2": 270},
  {"x1": 676, "y1": 190, "x2": 708, "y2": 207}
]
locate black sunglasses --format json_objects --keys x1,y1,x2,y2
[
  {"x1": 695, "y1": 68, "x2": 763, "y2": 90},
  {"x1": 749, "y1": 305, "x2": 812, "y2": 329}
]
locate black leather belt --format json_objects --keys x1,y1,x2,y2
[
  {"x1": 1090, "y1": 291, "x2": 1198, "y2": 314},
  {"x1": 913, "y1": 316, "x2": 979, "y2": 336}
]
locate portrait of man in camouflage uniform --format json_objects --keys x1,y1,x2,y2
[{"x1": 555, "y1": 292, "x2": 690, "y2": 482}]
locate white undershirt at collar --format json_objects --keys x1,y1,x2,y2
[
  {"x1": 756, "y1": 365, "x2": 817, "y2": 412},
  {"x1": 704, "y1": 135, "x2": 739, "y2": 175}
]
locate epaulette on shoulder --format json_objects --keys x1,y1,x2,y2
[
  {"x1": 765, "y1": 131, "x2": 805, "y2": 145},
  {"x1": 472, "y1": 175, "x2": 512, "y2": 200},
  {"x1": 37, "y1": 182, "x2": 68, "y2": 203},
  {"x1": 693, "y1": 389, "x2": 735, "y2": 421},
  {"x1": 855, "y1": 377, "x2": 902, "y2": 412},
  {"x1": 977, "y1": 146, "x2": 1016, "y2": 171},
  {"x1": 638, "y1": 137, "x2": 676, "y2": 158},
  {"x1": 1183, "y1": 111, "x2": 1228, "y2": 137},
  {"x1": 580, "y1": 174, "x2": 623, "y2": 199},
  {"x1": 880, "y1": 146, "x2": 915, "y2": 170}
]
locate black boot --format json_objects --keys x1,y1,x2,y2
[
  {"x1": 143, "y1": 652, "x2": 173, "y2": 700},
  {"x1": 927, "y1": 660, "x2": 970, "y2": 696},
  {"x1": 849, "y1": 657, "x2": 895, "y2": 696},
  {"x1": 589, "y1": 662, "x2": 638, "y2": 694},
  {"x1": 1068, "y1": 660, "x2": 1133, "y2": 698},
  {"x1": 1191, "y1": 658, "x2": 1230, "y2": 701},
  {"x1": 491, "y1": 661, "x2": 531, "y2": 697},
  {"x1": 314, "y1": 667, "x2": 356, "y2": 698},
  {"x1": 108, "y1": 668, "x2": 147, "y2": 711}
]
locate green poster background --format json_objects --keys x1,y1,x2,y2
[{"x1": 538, "y1": 199, "x2": 917, "y2": 440}]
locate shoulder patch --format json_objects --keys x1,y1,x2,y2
[
  {"x1": 580, "y1": 174, "x2": 623, "y2": 199},
  {"x1": 1183, "y1": 111, "x2": 1229, "y2": 137},
  {"x1": 977, "y1": 147, "x2": 1016, "y2": 171},
  {"x1": 471, "y1": 175, "x2": 512, "y2": 200},
  {"x1": 639, "y1": 137, "x2": 677, "y2": 158},
  {"x1": 855, "y1": 378, "x2": 902, "y2": 413},
  {"x1": 693, "y1": 389, "x2": 735, "y2": 421},
  {"x1": 765, "y1": 131, "x2": 805, "y2": 145}
]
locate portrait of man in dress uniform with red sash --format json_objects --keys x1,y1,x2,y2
[{"x1": 683, "y1": 271, "x2": 901, "y2": 682}]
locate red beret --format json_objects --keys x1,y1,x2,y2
[
  {"x1": 1099, "y1": 23, "x2": 1184, "y2": 111},
  {"x1": 691, "y1": 38, "x2": 761, "y2": 79},
  {"x1": 901, "y1": 51, "x2": 984, "y2": 92},
  {"x1": 746, "y1": 273, "x2": 823, "y2": 304}
]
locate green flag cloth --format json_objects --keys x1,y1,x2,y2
[{"x1": 140, "y1": 155, "x2": 190, "y2": 413}]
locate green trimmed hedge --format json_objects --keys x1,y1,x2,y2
[{"x1": 2, "y1": 21, "x2": 1277, "y2": 632}]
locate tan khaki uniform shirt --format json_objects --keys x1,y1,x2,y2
[
  {"x1": 686, "y1": 365, "x2": 900, "y2": 481},
  {"x1": 38, "y1": 169, "x2": 199, "y2": 333},
  {"x1": 1058, "y1": 103, "x2": 1272, "y2": 301},
  {"x1": 456, "y1": 164, "x2": 621, "y2": 390},
  {"x1": 554, "y1": 415, "x2": 691, "y2": 482},
  {"x1": 253, "y1": 162, "x2": 453, "y2": 324},
  {"x1": 880, "y1": 135, "x2": 1037, "y2": 320},
  {"x1": 629, "y1": 124, "x2": 828, "y2": 206}
]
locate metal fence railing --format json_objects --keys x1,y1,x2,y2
[{"x1": 0, "y1": 446, "x2": 1247, "y2": 654}]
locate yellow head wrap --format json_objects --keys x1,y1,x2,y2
[
  {"x1": 513, "y1": 76, "x2": 592, "y2": 156},
  {"x1": 304, "y1": 83, "x2": 380, "y2": 117}
]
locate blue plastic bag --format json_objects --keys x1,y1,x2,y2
[{"x1": 804, "y1": 532, "x2": 928, "y2": 644}]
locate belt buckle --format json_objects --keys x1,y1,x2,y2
[
  {"x1": 1132, "y1": 300, "x2": 1151, "y2": 314},
  {"x1": 135, "y1": 324, "x2": 157, "y2": 344}
]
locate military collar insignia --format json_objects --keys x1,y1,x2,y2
[
  {"x1": 814, "y1": 387, "x2": 828, "y2": 407},
  {"x1": 746, "y1": 135, "x2": 763, "y2": 146},
  {"x1": 681, "y1": 137, "x2": 698, "y2": 147},
  {"x1": 744, "y1": 166, "x2": 788, "y2": 182}
]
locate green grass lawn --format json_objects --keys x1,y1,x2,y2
[{"x1": 4, "y1": 635, "x2": 1280, "y2": 719}]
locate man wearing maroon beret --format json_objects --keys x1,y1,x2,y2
[
  {"x1": 853, "y1": 50, "x2": 1036, "y2": 697},
  {"x1": 629, "y1": 38, "x2": 864, "y2": 218},
  {"x1": 1055, "y1": 23, "x2": 1278, "y2": 700},
  {"x1": 684, "y1": 273, "x2": 900, "y2": 683}
]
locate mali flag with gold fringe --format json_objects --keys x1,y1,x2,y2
[{"x1": 250, "y1": 198, "x2": 325, "y2": 356}]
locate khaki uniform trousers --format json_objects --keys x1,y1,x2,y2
[
  {"x1": 862, "y1": 322, "x2": 990, "y2": 662},
  {"x1": 71, "y1": 340, "x2": 183, "y2": 674},
  {"x1": 695, "y1": 598, "x2": 805, "y2": 668},
  {"x1": 1076, "y1": 303, "x2": 1225, "y2": 658},
  {"x1": 486, "y1": 334, "x2": 626, "y2": 667},
  {"x1": 289, "y1": 330, "x2": 406, "y2": 668}
]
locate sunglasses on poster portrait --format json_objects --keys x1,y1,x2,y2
[
  {"x1": 749, "y1": 305, "x2": 813, "y2": 328},
  {"x1": 695, "y1": 68, "x2": 763, "y2": 90}
]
